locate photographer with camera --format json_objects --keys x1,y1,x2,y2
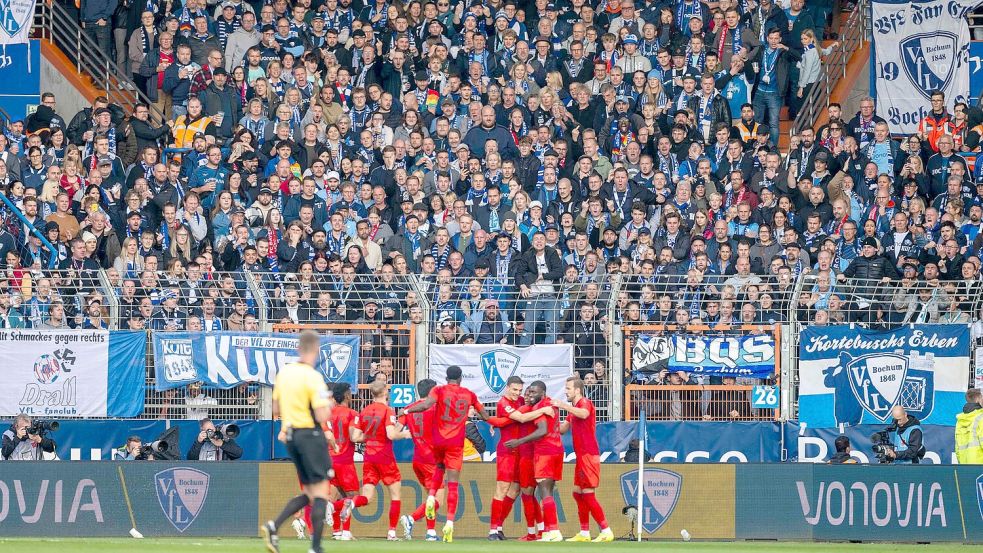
[
  {"x1": 2, "y1": 415, "x2": 57, "y2": 460},
  {"x1": 187, "y1": 418, "x2": 242, "y2": 461},
  {"x1": 117, "y1": 435, "x2": 169, "y2": 460},
  {"x1": 872, "y1": 406, "x2": 925, "y2": 464}
]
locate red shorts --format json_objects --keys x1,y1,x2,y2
[
  {"x1": 432, "y1": 444, "x2": 464, "y2": 472},
  {"x1": 533, "y1": 454, "x2": 563, "y2": 482},
  {"x1": 574, "y1": 454, "x2": 601, "y2": 489},
  {"x1": 518, "y1": 455, "x2": 537, "y2": 488},
  {"x1": 362, "y1": 461, "x2": 401, "y2": 487},
  {"x1": 496, "y1": 452, "x2": 520, "y2": 483},
  {"x1": 413, "y1": 461, "x2": 439, "y2": 489},
  {"x1": 329, "y1": 461, "x2": 360, "y2": 493}
]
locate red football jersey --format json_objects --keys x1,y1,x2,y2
[
  {"x1": 567, "y1": 396, "x2": 600, "y2": 456},
  {"x1": 401, "y1": 398, "x2": 436, "y2": 464},
  {"x1": 429, "y1": 383, "x2": 482, "y2": 448},
  {"x1": 329, "y1": 404, "x2": 359, "y2": 463},
  {"x1": 532, "y1": 397, "x2": 563, "y2": 456},
  {"x1": 359, "y1": 402, "x2": 396, "y2": 463},
  {"x1": 517, "y1": 403, "x2": 537, "y2": 456},
  {"x1": 495, "y1": 396, "x2": 524, "y2": 457}
]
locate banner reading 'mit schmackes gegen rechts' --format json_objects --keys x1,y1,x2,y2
[
  {"x1": 0, "y1": 330, "x2": 146, "y2": 418},
  {"x1": 872, "y1": 0, "x2": 983, "y2": 133}
]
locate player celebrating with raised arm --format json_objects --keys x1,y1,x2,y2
[
  {"x1": 503, "y1": 380, "x2": 564, "y2": 542},
  {"x1": 556, "y1": 376, "x2": 614, "y2": 542},
  {"x1": 403, "y1": 365, "x2": 490, "y2": 543},
  {"x1": 340, "y1": 380, "x2": 410, "y2": 541},
  {"x1": 488, "y1": 376, "x2": 556, "y2": 540},
  {"x1": 398, "y1": 378, "x2": 446, "y2": 541},
  {"x1": 263, "y1": 330, "x2": 335, "y2": 553}
]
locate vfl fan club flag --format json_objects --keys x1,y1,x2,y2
[
  {"x1": 153, "y1": 331, "x2": 360, "y2": 391},
  {"x1": 0, "y1": 330, "x2": 147, "y2": 418},
  {"x1": 429, "y1": 344, "x2": 573, "y2": 403},
  {"x1": 872, "y1": 0, "x2": 983, "y2": 134},
  {"x1": 797, "y1": 325, "x2": 970, "y2": 428}
]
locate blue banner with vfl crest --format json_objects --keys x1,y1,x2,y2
[
  {"x1": 152, "y1": 332, "x2": 359, "y2": 391},
  {"x1": 798, "y1": 325, "x2": 969, "y2": 427}
]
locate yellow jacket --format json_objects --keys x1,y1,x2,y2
[{"x1": 955, "y1": 407, "x2": 983, "y2": 464}]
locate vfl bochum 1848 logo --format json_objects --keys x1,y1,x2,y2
[
  {"x1": 155, "y1": 467, "x2": 210, "y2": 532},
  {"x1": 620, "y1": 469, "x2": 682, "y2": 533},
  {"x1": 0, "y1": 0, "x2": 35, "y2": 39},
  {"x1": 479, "y1": 349, "x2": 520, "y2": 394},
  {"x1": 319, "y1": 343, "x2": 354, "y2": 382},
  {"x1": 823, "y1": 351, "x2": 935, "y2": 426},
  {"x1": 900, "y1": 32, "x2": 958, "y2": 101},
  {"x1": 976, "y1": 474, "x2": 983, "y2": 523}
]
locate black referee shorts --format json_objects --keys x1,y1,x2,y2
[{"x1": 286, "y1": 428, "x2": 333, "y2": 485}]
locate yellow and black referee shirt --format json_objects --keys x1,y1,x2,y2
[{"x1": 273, "y1": 362, "x2": 330, "y2": 429}]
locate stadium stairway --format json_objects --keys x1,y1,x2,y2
[{"x1": 33, "y1": 2, "x2": 161, "y2": 122}]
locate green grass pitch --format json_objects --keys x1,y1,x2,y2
[{"x1": 0, "y1": 539, "x2": 978, "y2": 552}]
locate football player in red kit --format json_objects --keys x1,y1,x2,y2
[
  {"x1": 488, "y1": 376, "x2": 555, "y2": 540},
  {"x1": 321, "y1": 383, "x2": 363, "y2": 541},
  {"x1": 556, "y1": 376, "x2": 613, "y2": 542},
  {"x1": 339, "y1": 380, "x2": 410, "y2": 540},
  {"x1": 398, "y1": 379, "x2": 445, "y2": 541},
  {"x1": 503, "y1": 380, "x2": 564, "y2": 541},
  {"x1": 403, "y1": 365, "x2": 491, "y2": 542}
]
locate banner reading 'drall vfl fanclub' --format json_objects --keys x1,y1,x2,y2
[
  {"x1": 872, "y1": 0, "x2": 983, "y2": 133},
  {"x1": 0, "y1": 330, "x2": 146, "y2": 418},
  {"x1": 429, "y1": 344, "x2": 573, "y2": 403},
  {"x1": 153, "y1": 331, "x2": 359, "y2": 391},
  {"x1": 798, "y1": 325, "x2": 969, "y2": 428}
]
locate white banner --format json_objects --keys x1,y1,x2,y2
[
  {"x1": 0, "y1": 0, "x2": 36, "y2": 45},
  {"x1": 0, "y1": 329, "x2": 146, "y2": 418},
  {"x1": 872, "y1": 0, "x2": 983, "y2": 134},
  {"x1": 429, "y1": 344, "x2": 574, "y2": 403}
]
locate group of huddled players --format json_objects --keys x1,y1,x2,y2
[{"x1": 287, "y1": 365, "x2": 613, "y2": 545}]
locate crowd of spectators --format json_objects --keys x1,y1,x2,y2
[{"x1": 2, "y1": 0, "x2": 981, "y2": 418}]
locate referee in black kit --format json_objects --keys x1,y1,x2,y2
[{"x1": 262, "y1": 330, "x2": 334, "y2": 553}]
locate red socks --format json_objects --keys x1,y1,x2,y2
[
  {"x1": 490, "y1": 498, "x2": 502, "y2": 530},
  {"x1": 411, "y1": 498, "x2": 439, "y2": 530},
  {"x1": 303, "y1": 505, "x2": 313, "y2": 531},
  {"x1": 521, "y1": 493, "x2": 539, "y2": 534},
  {"x1": 446, "y1": 481, "x2": 460, "y2": 522},
  {"x1": 429, "y1": 467, "x2": 445, "y2": 496},
  {"x1": 500, "y1": 495, "x2": 516, "y2": 528},
  {"x1": 388, "y1": 500, "x2": 401, "y2": 530},
  {"x1": 573, "y1": 492, "x2": 589, "y2": 531},
  {"x1": 542, "y1": 496, "x2": 559, "y2": 532},
  {"x1": 584, "y1": 493, "x2": 609, "y2": 529},
  {"x1": 353, "y1": 495, "x2": 369, "y2": 508}
]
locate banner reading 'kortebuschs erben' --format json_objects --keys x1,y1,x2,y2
[
  {"x1": 0, "y1": 330, "x2": 146, "y2": 418},
  {"x1": 798, "y1": 325, "x2": 969, "y2": 427},
  {"x1": 152, "y1": 331, "x2": 359, "y2": 391}
]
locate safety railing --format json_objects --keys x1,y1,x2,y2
[
  {"x1": 611, "y1": 273, "x2": 800, "y2": 325},
  {"x1": 32, "y1": 1, "x2": 163, "y2": 122},
  {"x1": 624, "y1": 385, "x2": 779, "y2": 421},
  {"x1": 622, "y1": 323, "x2": 781, "y2": 420},
  {"x1": 792, "y1": 0, "x2": 870, "y2": 136},
  {"x1": 0, "y1": 268, "x2": 114, "y2": 329},
  {"x1": 416, "y1": 274, "x2": 621, "y2": 420}
]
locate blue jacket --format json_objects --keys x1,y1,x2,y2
[{"x1": 80, "y1": 0, "x2": 117, "y2": 23}]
